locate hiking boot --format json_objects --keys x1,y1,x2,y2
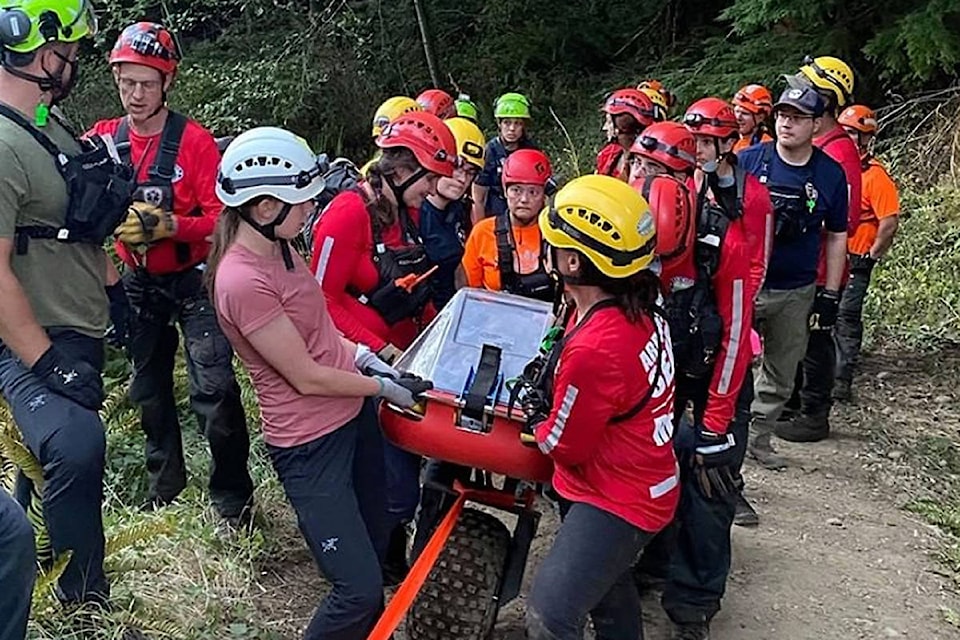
[
  {"x1": 733, "y1": 493, "x2": 759, "y2": 527},
  {"x1": 832, "y1": 378, "x2": 852, "y2": 402},
  {"x1": 748, "y1": 432, "x2": 788, "y2": 470},
  {"x1": 382, "y1": 523, "x2": 410, "y2": 587},
  {"x1": 775, "y1": 413, "x2": 830, "y2": 443},
  {"x1": 672, "y1": 622, "x2": 710, "y2": 640}
]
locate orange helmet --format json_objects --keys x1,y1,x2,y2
[
  {"x1": 630, "y1": 121, "x2": 696, "y2": 173},
  {"x1": 732, "y1": 84, "x2": 773, "y2": 117},
  {"x1": 376, "y1": 111, "x2": 458, "y2": 177},
  {"x1": 637, "y1": 174, "x2": 693, "y2": 260},
  {"x1": 838, "y1": 104, "x2": 878, "y2": 134},
  {"x1": 602, "y1": 88, "x2": 657, "y2": 128},
  {"x1": 683, "y1": 97, "x2": 739, "y2": 139},
  {"x1": 416, "y1": 89, "x2": 457, "y2": 119}
]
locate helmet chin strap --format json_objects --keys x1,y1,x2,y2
[
  {"x1": 2, "y1": 50, "x2": 76, "y2": 105},
  {"x1": 384, "y1": 167, "x2": 428, "y2": 209},
  {"x1": 238, "y1": 202, "x2": 296, "y2": 270}
]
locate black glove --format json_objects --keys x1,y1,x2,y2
[
  {"x1": 105, "y1": 282, "x2": 131, "y2": 348},
  {"x1": 809, "y1": 288, "x2": 840, "y2": 331},
  {"x1": 376, "y1": 375, "x2": 433, "y2": 409},
  {"x1": 31, "y1": 345, "x2": 105, "y2": 411},
  {"x1": 690, "y1": 427, "x2": 743, "y2": 499},
  {"x1": 850, "y1": 253, "x2": 876, "y2": 273}
]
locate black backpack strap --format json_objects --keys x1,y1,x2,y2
[
  {"x1": 114, "y1": 116, "x2": 131, "y2": 163},
  {"x1": 0, "y1": 104, "x2": 65, "y2": 163},
  {"x1": 757, "y1": 141, "x2": 775, "y2": 184},
  {"x1": 494, "y1": 213, "x2": 516, "y2": 289},
  {"x1": 149, "y1": 111, "x2": 187, "y2": 181}
]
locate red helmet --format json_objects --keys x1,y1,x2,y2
[
  {"x1": 683, "y1": 98, "x2": 739, "y2": 139},
  {"x1": 376, "y1": 111, "x2": 458, "y2": 177},
  {"x1": 732, "y1": 84, "x2": 773, "y2": 117},
  {"x1": 602, "y1": 88, "x2": 656, "y2": 128},
  {"x1": 630, "y1": 121, "x2": 696, "y2": 173},
  {"x1": 416, "y1": 89, "x2": 457, "y2": 119},
  {"x1": 637, "y1": 174, "x2": 693, "y2": 260},
  {"x1": 502, "y1": 149, "x2": 552, "y2": 187},
  {"x1": 109, "y1": 22, "x2": 180, "y2": 76}
]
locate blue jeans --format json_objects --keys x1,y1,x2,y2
[
  {"x1": 266, "y1": 401, "x2": 390, "y2": 640},
  {"x1": 527, "y1": 501, "x2": 654, "y2": 640},
  {"x1": 0, "y1": 330, "x2": 108, "y2": 604},
  {"x1": 0, "y1": 490, "x2": 35, "y2": 640},
  {"x1": 124, "y1": 267, "x2": 253, "y2": 516}
]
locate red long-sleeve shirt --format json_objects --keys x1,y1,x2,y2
[
  {"x1": 737, "y1": 171, "x2": 774, "y2": 302},
  {"x1": 596, "y1": 142, "x2": 628, "y2": 179},
  {"x1": 309, "y1": 190, "x2": 434, "y2": 351},
  {"x1": 90, "y1": 115, "x2": 222, "y2": 274},
  {"x1": 535, "y1": 303, "x2": 679, "y2": 532},
  {"x1": 660, "y1": 180, "x2": 756, "y2": 433},
  {"x1": 815, "y1": 124, "x2": 861, "y2": 286}
]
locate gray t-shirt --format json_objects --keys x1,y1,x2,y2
[{"x1": 0, "y1": 107, "x2": 108, "y2": 337}]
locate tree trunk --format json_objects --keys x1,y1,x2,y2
[{"x1": 412, "y1": 0, "x2": 441, "y2": 87}]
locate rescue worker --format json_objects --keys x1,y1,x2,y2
[
  {"x1": 596, "y1": 87, "x2": 656, "y2": 179},
  {"x1": 309, "y1": 110, "x2": 458, "y2": 582},
  {"x1": 364, "y1": 96, "x2": 423, "y2": 175},
  {"x1": 419, "y1": 116, "x2": 485, "y2": 308},
  {"x1": 0, "y1": 0, "x2": 127, "y2": 609},
  {"x1": 461, "y1": 148, "x2": 555, "y2": 302},
  {"x1": 90, "y1": 22, "x2": 254, "y2": 520},
  {"x1": 209, "y1": 127, "x2": 432, "y2": 640},
  {"x1": 650, "y1": 97, "x2": 771, "y2": 639},
  {"x1": 831, "y1": 106, "x2": 899, "y2": 403},
  {"x1": 778, "y1": 55, "x2": 862, "y2": 446},
  {"x1": 738, "y1": 87, "x2": 849, "y2": 469},
  {"x1": 525, "y1": 175, "x2": 678, "y2": 640},
  {"x1": 416, "y1": 88, "x2": 457, "y2": 119},
  {"x1": 471, "y1": 91, "x2": 539, "y2": 223},
  {"x1": 454, "y1": 92, "x2": 479, "y2": 123},
  {"x1": 0, "y1": 492, "x2": 35, "y2": 640},
  {"x1": 627, "y1": 120, "x2": 697, "y2": 183},
  {"x1": 732, "y1": 83, "x2": 773, "y2": 153},
  {"x1": 638, "y1": 79, "x2": 675, "y2": 121}
]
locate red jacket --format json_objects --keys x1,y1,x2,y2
[
  {"x1": 596, "y1": 142, "x2": 628, "y2": 179},
  {"x1": 815, "y1": 124, "x2": 862, "y2": 286},
  {"x1": 90, "y1": 115, "x2": 222, "y2": 275},
  {"x1": 737, "y1": 171, "x2": 774, "y2": 302},
  {"x1": 535, "y1": 303, "x2": 679, "y2": 533},
  {"x1": 660, "y1": 178, "x2": 756, "y2": 433},
  {"x1": 309, "y1": 190, "x2": 435, "y2": 351}
]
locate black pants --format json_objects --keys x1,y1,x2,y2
[
  {"x1": 125, "y1": 267, "x2": 253, "y2": 517},
  {"x1": 0, "y1": 490, "x2": 36, "y2": 640},
  {"x1": 0, "y1": 331, "x2": 108, "y2": 604},
  {"x1": 266, "y1": 401, "x2": 390, "y2": 640},
  {"x1": 527, "y1": 501, "x2": 654, "y2": 640},
  {"x1": 659, "y1": 374, "x2": 749, "y2": 625},
  {"x1": 835, "y1": 256, "x2": 875, "y2": 382},
  {"x1": 787, "y1": 285, "x2": 838, "y2": 418},
  {"x1": 410, "y1": 460, "x2": 472, "y2": 560}
]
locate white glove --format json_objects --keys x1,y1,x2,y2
[{"x1": 356, "y1": 344, "x2": 399, "y2": 379}]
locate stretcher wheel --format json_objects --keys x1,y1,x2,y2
[{"x1": 407, "y1": 508, "x2": 510, "y2": 640}]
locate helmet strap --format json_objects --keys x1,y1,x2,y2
[
  {"x1": 238, "y1": 202, "x2": 296, "y2": 270},
  {"x1": 386, "y1": 167, "x2": 428, "y2": 207}
]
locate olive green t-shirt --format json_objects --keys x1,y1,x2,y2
[{"x1": 0, "y1": 107, "x2": 108, "y2": 337}]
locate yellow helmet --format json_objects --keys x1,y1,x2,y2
[
  {"x1": 371, "y1": 96, "x2": 422, "y2": 138},
  {"x1": 539, "y1": 175, "x2": 656, "y2": 279},
  {"x1": 444, "y1": 116, "x2": 486, "y2": 170},
  {"x1": 795, "y1": 55, "x2": 855, "y2": 107},
  {"x1": 638, "y1": 87, "x2": 668, "y2": 121}
]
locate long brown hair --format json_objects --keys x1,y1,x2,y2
[
  {"x1": 204, "y1": 206, "x2": 242, "y2": 296},
  {"x1": 362, "y1": 147, "x2": 421, "y2": 232},
  {"x1": 578, "y1": 256, "x2": 663, "y2": 324}
]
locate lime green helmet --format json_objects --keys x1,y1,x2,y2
[
  {"x1": 0, "y1": 0, "x2": 97, "y2": 54},
  {"x1": 455, "y1": 94, "x2": 479, "y2": 122},
  {"x1": 494, "y1": 92, "x2": 532, "y2": 119}
]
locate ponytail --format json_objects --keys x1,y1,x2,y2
[
  {"x1": 576, "y1": 254, "x2": 662, "y2": 324},
  {"x1": 362, "y1": 147, "x2": 421, "y2": 233},
  {"x1": 204, "y1": 204, "x2": 247, "y2": 296}
]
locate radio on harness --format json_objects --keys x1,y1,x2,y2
[
  {"x1": 755, "y1": 141, "x2": 818, "y2": 242},
  {"x1": 0, "y1": 105, "x2": 135, "y2": 255}
]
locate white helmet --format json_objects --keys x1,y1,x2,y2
[{"x1": 216, "y1": 127, "x2": 326, "y2": 207}]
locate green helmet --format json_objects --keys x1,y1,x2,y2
[
  {"x1": 494, "y1": 92, "x2": 532, "y2": 119},
  {"x1": 455, "y1": 94, "x2": 479, "y2": 122},
  {"x1": 0, "y1": 0, "x2": 97, "y2": 54}
]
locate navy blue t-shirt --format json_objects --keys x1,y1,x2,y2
[
  {"x1": 420, "y1": 197, "x2": 467, "y2": 309},
  {"x1": 475, "y1": 136, "x2": 538, "y2": 217},
  {"x1": 739, "y1": 143, "x2": 847, "y2": 290}
]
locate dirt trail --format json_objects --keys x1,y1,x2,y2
[{"x1": 256, "y1": 350, "x2": 960, "y2": 639}]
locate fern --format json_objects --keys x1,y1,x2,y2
[
  {"x1": 112, "y1": 611, "x2": 186, "y2": 639},
  {"x1": 32, "y1": 550, "x2": 73, "y2": 605},
  {"x1": 106, "y1": 519, "x2": 176, "y2": 557},
  {"x1": 0, "y1": 424, "x2": 43, "y2": 490}
]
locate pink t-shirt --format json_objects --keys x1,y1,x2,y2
[{"x1": 214, "y1": 243, "x2": 364, "y2": 448}]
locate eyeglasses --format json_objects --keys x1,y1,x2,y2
[
  {"x1": 506, "y1": 184, "x2": 544, "y2": 199},
  {"x1": 117, "y1": 77, "x2": 163, "y2": 93},
  {"x1": 775, "y1": 112, "x2": 814, "y2": 123}
]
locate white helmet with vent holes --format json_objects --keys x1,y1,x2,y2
[{"x1": 216, "y1": 127, "x2": 326, "y2": 207}]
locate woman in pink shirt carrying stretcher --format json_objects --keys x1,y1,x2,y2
[{"x1": 206, "y1": 127, "x2": 432, "y2": 640}]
